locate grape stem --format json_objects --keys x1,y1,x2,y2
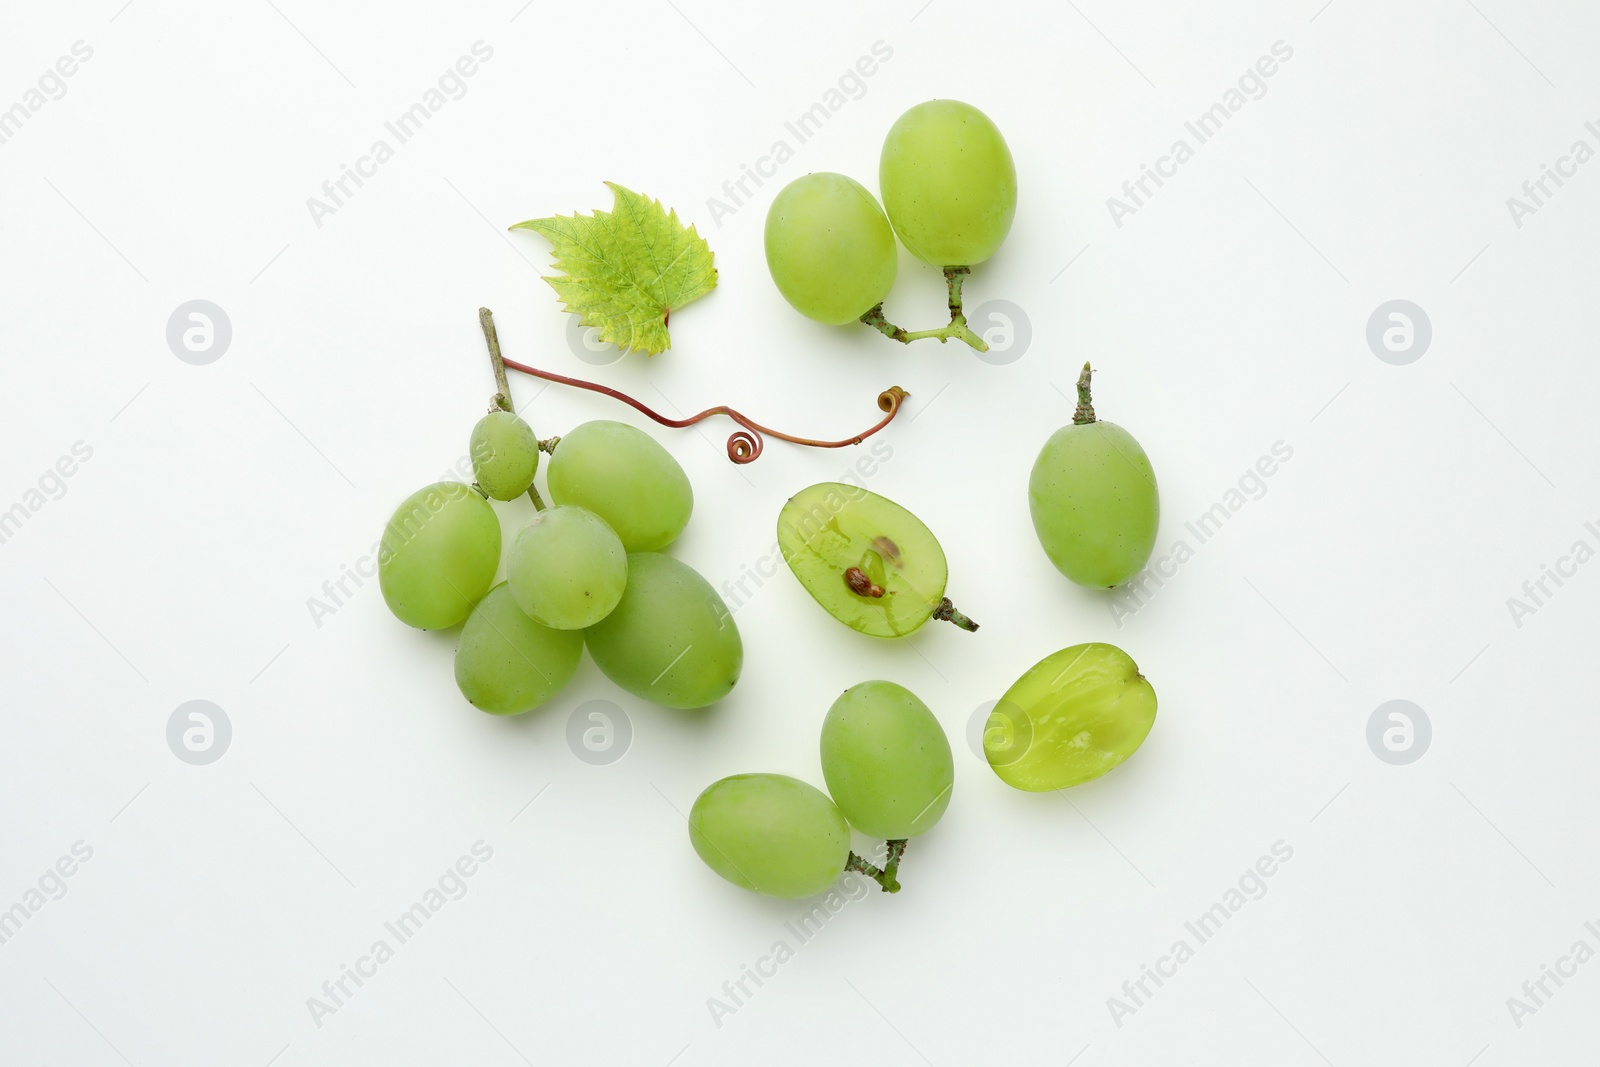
[
  {"x1": 1074, "y1": 361, "x2": 1096, "y2": 425},
  {"x1": 477, "y1": 307, "x2": 546, "y2": 510},
  {"x1": 478, "y1": 309, "x2": 908, "y2": 465},
  {"x1": 932, "y1": 597, "x2": 980, "y2": 632},
  {"x1": 846, "y1": 839, "x2": 908, "y2": 893},
  {"x1": 859, "y1": 267, "x2": 989, "y2": 352}
]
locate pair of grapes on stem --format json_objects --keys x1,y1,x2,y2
[{"x1": 765, "y1": 99, "x2": 1017, "y2": 351}]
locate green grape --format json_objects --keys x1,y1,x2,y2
[
  {"x1": 546, "y1": 421, "x2": 692, "y2": 551},
  {"x1": 469, "y1": 410, "x2": 540, "y2": 500},
  {"x1": 454, "y1": 582, "x2": 583, "y2": 714},
  {"x1": 1030, "y1": 363, "x2": 1159, "y2": 587},
  {"x1": 379, "y1": 482, "x2": 501, "y2": 630},
  {"x1": 985, "y1": 643, "x2": 1157, "y2": 791},
  {"x1": 764, "y1": 172, "x2": 898, "y2": 325},
  {"x1": 879, "y1": 99, "x2": 1017, "y2": 266},
  {"x1": 508, "y1": 505, "x2": 627, "y2": 629},
  {"x1": 583, "y1": 552, "x2": 741, "y2": 708},
  {"x1": 820, "y1": 680, "x2": 953, "y2": 840},
  {"x1": 777, "y1": 482, "x2": 975, "y2": 638},
  {"x1": 689, "y1": 774, "x2": 851, "y2": 899}
]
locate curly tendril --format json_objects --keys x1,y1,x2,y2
[{"x1": 478, "y1": 308, "x2": 907, "y2": 465}]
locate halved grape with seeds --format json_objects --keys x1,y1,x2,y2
[{"x1": 777, "y1": 482, "x2": 975, "y2": 638}]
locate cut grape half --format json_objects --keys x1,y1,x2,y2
[
  {"x1": 777, "y1": 482, "x2": 975, "y2": 638},
  {"x1": 984, "y1": 643, "x2": 1157, "y2": 791}
]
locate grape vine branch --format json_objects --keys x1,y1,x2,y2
[
  {"x1": 859, "y1": 267, "x2": 989, "y2": 352},
  {"x1": 476, "y1": 308, "x2": 909, "y2": 464}
]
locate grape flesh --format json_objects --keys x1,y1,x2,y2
[
  {"x1": 508, "y1": 505, "x2": 627, "y2": 629},
  {"x1": 454, "y1": 583, "x2": 583, "y2": 714},
  {"x1": 470, "y1": 410, "x2": 540, "y2": 500},
  {"x1": 1030, "y1": 415, "x2": 1159, "y2": 589},
  {"x1": 985, "y1": 643, "x2": 1157, "y2": 791},
  {"x1": 879, "y1": 99, "x2": 1017, "y2": 266},
  {"x1": 764, "y1": 172, "x2": 898, "y2": 325},
  {"x1": 547, "y1": 421, "x2": 692, "y2": 551},
  {"x1": 820, "y1": 681, "x2": 953, "y2": 839},
  {"x1": 379, "y1": 482, "x2": 501, "y2": 630},
  {"x1": 583, "y1": 552, "x2": 741, "y2": 708},
  {"x1": 689, "y1": 774, "x2": 851, "y2": 899},
  {"x1": 777, "y1": 482, "x2": 949, "y2": 638}
]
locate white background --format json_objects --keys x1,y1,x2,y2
[{"x1": 2, "y1": 0, "x2": 1597, "y2": 1063}]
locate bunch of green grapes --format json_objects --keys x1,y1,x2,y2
[
  {"x1": 378, "y1": 406, "x2": 741, "y2": 716},
  {"x1": 688, "y1": 680, "x2": 953, "y2": 898},
  {"x1": 764, "y1": 99, "x2": 1016, "y2": 350}
]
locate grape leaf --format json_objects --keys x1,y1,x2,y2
[{"x1": 511, "y1": 182, "x2": 716, "y2": 356}]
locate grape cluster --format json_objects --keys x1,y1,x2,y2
[
  {"x1": 690, "y1": 681, "x2": 953, "y2": 898},
  {"x1": 764, "y1": 99, "x2": 1017, "y2": 347},
  {"x1": 378, "y1": 409, "x2": 741, "y2": 715}
]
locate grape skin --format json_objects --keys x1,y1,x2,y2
[
  {"x1": 821, "y1": 681, "x2": 953, "y2": 840},
  {"x1": 765, "y1": 172, "x2": 898, "y2": 325},
  {"x1": 689, "y1": 774, "x2": 851, "y2": 899},
  {"x1": 454, "y1": 583, "x2": 583, "y2": 715},
  {"x1": 508, "y1": 505, "x2": 627, "y2": 630},
  {"x1": 379, "y1": 482, "x2": 501, "y2": 630},
  {"x1": 985, "y1": 643, "x2": 1157, "y2": 792},
  {"x1": 470, "y1": 410, "x2": 540, "y2": 501},
  {"x1": 777, "y1": 482, "x2": 948, "y2": 638},
  {"x1": 547, "y1": 421, "x2": 692, "y2": 552},
  {"x1": 880, "y1": 99, "x2": 1017, "y2": 266},
  {"x1": 583, "y1": 552, "x2": 741, "y2": 709},
  {"x1": 1030, "y1": 420, "x2": 1159, "y2": 587}
]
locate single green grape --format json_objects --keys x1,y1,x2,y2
[
  {"x1": 454, "y1": 583, "x2": 583, "y2": 714},
  {"x1": 546, "y1": 421, "x2": 692, "y2": 551},
  {"x1": 879, "y1": 99, "x2": 1017, "y2": 266},
  {"x1": 508, "y1": 505, "x2": 627, "y2": 629},
  {"x1": 820, "y1": 680, "x2": 953, "y2": 840},
  {"x1": 764, "y1": 172, "x2": 898, "y2": 325},
  {"x1": 379, "y1": 482, "x2": 501, "y2": 630},
  {"x1": 689, "y1": 774, "x2": 851, "y2": 899},
  {"x1": 1030, "y1": 363, "x2": 1159, "y2": 587},
  {"x1": 469, "y1": 410, "x2": 540, "y2": 500},
  {"x1": 583, "y1": 552, "x2": 741, "y2": 709},
  {"x1": 985, "y1": 643, "x2": 1157, "y2": 791},
  {"x1": 777, "y1": 482, "x2": 975, "y2": 638}
]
